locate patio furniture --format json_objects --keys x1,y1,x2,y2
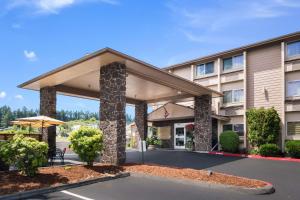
[{"x1": 49, "y1": 148, "x2": 66, "y2": 166}]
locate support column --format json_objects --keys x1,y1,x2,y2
[
  {"x1": 135, "y1": 101, "x2": 148, "y2": 141},
  {"x1": 100, "y1": 62, "x2": 126, "y2": 165},
  {"x1": 194, "y1": 94, "x2": 212, "y2": 151},
  {"x1": 40, "y1": 86, "x2": 56, "y2": 151}
]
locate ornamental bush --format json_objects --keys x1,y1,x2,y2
[
  {"x1": 69, "y1": 127, "x2": 103, "y2": 166},
  {"x1": 246, "y1": 107, "x2": 281, "y2": 148},
  {"x1": 146, "y1": 135, "x2": 162, "y2": 146},
  {"x1": 219, "y1": 130, "x2": 239, "y2": 153},
  {"x1": 259, "y1": 144, "x2": 281, "y2": 157},
  {"x1": 285, "y1": 140, "x2": 300, "y2": 158},
  {"x1": 0, "y1": 134, "x2": 48, "y2": 176}
]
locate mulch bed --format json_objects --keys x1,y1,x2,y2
[
  {"x1": 0, "y1": 165, "x2": 121, "y2": 196},
  {"x1": 121, "y1": 163, "x2": 267, "y2": 188},
  {"x1": 0, "y1": 163, "x2": 267, "y2": 196}
]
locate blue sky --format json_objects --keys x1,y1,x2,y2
[{"x1": 0, "y1": 0, "x2": 300, "y2": 117}]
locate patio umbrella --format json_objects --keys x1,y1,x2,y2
[{"x1": 13, "y1": 116, "x2": 64, "y2": 134}]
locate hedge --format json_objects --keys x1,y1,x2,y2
[
  {"x1": 285, "y1": 140, "x2": 300, "y2": 158},
  {"x1": 219, "y1": 130, "x2": 239, "y2": 153},
  {"x1": 259, "y1": 144, "x2": 281, "y2": 157}
]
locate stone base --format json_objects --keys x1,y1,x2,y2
[
  {"x1": 99, "y1": 62, "x2": 126, "y2": 165},
  {"x1": 194, "y1": 95, "x2": 212, "y2": 151},
  {"x1": 40, "y1": 87, "x2": 57, "y2": 152}
]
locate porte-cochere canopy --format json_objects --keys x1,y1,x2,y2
[
  {"x1": 19, "y1": 48, "x2": 222, "y2": 165},
  {"x1": 19, "y1": 48, "x2": 221, "y2": 103}
]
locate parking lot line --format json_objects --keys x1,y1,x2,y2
[{"x1": 61, "y1": 190, "x2": 94, "y2": 200}]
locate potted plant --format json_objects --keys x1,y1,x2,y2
[
  {"x1": 185, "y1": 124, "x2": 194, "y2": 151},
  {"x1": 146, "y1": 135, "x2": 162, "y2": 150}
]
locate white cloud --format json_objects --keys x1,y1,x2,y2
[
  {"x1": 167, "y1": 0, "x2": 300, "y2": 42},
  {"x1": 24, "y1": 50, "x2": 37, "y2": 61},
  {"x1": 15, "y1": 94, "x2": 24, "y2": 100},
  {"x1": 0, "y1": 91, "x2": 6, "y2": 99},
  {"x1": 6, "y1": 0, "x2": 119, "y2": 14}
]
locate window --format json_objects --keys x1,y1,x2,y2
[
  {"x1": 223, "y1": 54, "x2": 244, "y2": 71},
  {"x1": 196, "y1": 62, "x2": 214, "y2": 76},
  {"x1": 287, "y1": 122, "x2": 300, "y2": 135},
  {"x1": 287, "y1": 80, "x2": 300, "y2": 97},
  {"x1": 223, "y1": 124, "x2": 233, "y2": 132},
  {"x1": 223, "y1": 124, "x2": 244, "y2": 136},
  {"x1": 233, "y1": 124, "x2": 244, "y2": 136},
  {"x1": 287, "y1": 41, "x2": 300, "y2": 58},
  {"x1": 223, "y1": 89, "x2": 244, "y2": 104}
]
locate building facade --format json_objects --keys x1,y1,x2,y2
[{"x1": 151, "y1": 32, "x2": 300, "y2": 150}]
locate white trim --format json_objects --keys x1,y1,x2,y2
[
  {"x1": 174, "y1": 123, "x2": 191, "y2": 149},
  {"x1": 191, "y1": 65, "x2": 194, "y2": 81},
  {"x1": 243, "y1": 51, "x2": 247, "y2": 148},
  {"x1": 61, "y1": 190, "x2": 94, "y2": 200},
  {"x1": 281, "y1": 42, "x2": 286, "y2": 150}
]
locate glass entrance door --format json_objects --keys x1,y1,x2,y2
[{"x1": 174, "y1": 124, "x2": 186, "y2": 149}]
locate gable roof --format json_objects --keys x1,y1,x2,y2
[
  {"x1": 148, "y1": 102, "x2": 229, "y2": 122},
  {"x1": 164, "y1": 31, "x2": 300, "y2": 70}
]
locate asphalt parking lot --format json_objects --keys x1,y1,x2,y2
[{"x1": 26, "y1": 150, "x2": 300, "y2": 200}]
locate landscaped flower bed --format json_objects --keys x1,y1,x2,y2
[
  {"x1": 122, "y1": 163, "x2": 267, "y2": 188},
  {"x1": 0, "y1": 163, "x2": 270, "y2": 196},
  {"x1": 0, "y1": 165, "x2": 121, "y2": 196}
]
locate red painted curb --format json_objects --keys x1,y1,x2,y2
[{"x1": 208, "y1": 151, "x2": 300, "y2": 163}]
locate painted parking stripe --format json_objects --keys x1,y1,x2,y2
[{"x1": 61, "y1": 190, "x2": 94, "y2": 200}]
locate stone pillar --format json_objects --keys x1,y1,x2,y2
[
  {"x1": 194, "y1": 94, "x2": 212, "y2": 151},
  {"x1": 135, "y1": 101, "x2": 148, "y2": 141},
  {"x1": 40, "y1": 86, "x2": 57, "y2": 151},
  {"x1": 99, "y1": 62, "x2": 126, "y2": 165}
]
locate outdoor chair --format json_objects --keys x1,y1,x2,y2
[{"x1": 49, "y1": 148, "x2": 66, "y2": 166}]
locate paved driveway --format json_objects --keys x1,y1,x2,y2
[{"x1": 27, "y1": 150, "x2": 300, "y2": 200}]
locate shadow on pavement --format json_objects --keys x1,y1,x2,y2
[{"x1": 126, "y1": 150, "x2": 245, "y2": 170}]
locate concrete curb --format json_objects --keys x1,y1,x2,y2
[
  {"x1": 207, "y1": 151, "x2": 300, "y2": 163},
  {"x1": 130, "y1": 172, "x2": 275, "y2": 195},
  {"x1": 0, "y1": 172, "x2": 130, "y2": 200}
]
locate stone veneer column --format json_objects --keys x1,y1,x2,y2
[
  {"x1": 99, "y1": 62, "x2": 126, "y2": 165},
  {"x1": 194, "y1": 94, "x2": 212, "y2": 151},
  {"x1": 40, "y1": 86, "x2": 57, "y2": 151},
  {"x1": 135, "y1": 101, "x2": 148, "y2": 141}
]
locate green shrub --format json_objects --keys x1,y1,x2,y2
[
  {"x1": 219, "y1": 131, "x2": 239, "y2": 153},
  {"x1": 146, "y1": 135, "x2": 162, "y2": 146},
  {"x1": 259, "y1": 144, "x2": 281, "y2": 157},
  {"x1": 0, "y1": 134, "x2": 48, "y2": 176},
  {"x1": 247, "y1": 107, "x2": 281, "y2": 147},
  {"x1": 69, "y1": 127, "x2": 103, "y2": 166},
  {"x1": 249, "y1": 148, "x2": 259, "y2": 155},
  {"x1": 285, "y1": 140, "x2": 300, "y2": 158}
]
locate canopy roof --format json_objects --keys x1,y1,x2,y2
[
  {"x1": 19, "y1": 48, "x2": 222, "y2": 104},
  {"x1": 148, "y1": 103, "x2": 229, "y2": 122}
]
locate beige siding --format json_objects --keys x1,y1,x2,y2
[
  {"x1": 221, "y1": 71, "x2": 244, "y2": 83},
  {"x1": 286, "y1": 71, "x2": 300, "y2": 82},
  {"x1": 285, "y1": 60, "x2": 300, "y2": 72},
  {"x1": 286, "y1": 102, "x2": 300, "y2": 112},
  {"x1": 247, "y1": 44, "x2": 283, "y2": 118},
  {"x1": 221, "y1": 81, "x2": 244, "y2": 91},
  {"x1": 172, "y1": 66, "x2": 191, "y2": 80},
  {"x1": 222, "y1": 116, "x2": 244, "y2": 125},
  {"x1": 194, "y1": 76, "x2": 218, "y2": 86}
]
